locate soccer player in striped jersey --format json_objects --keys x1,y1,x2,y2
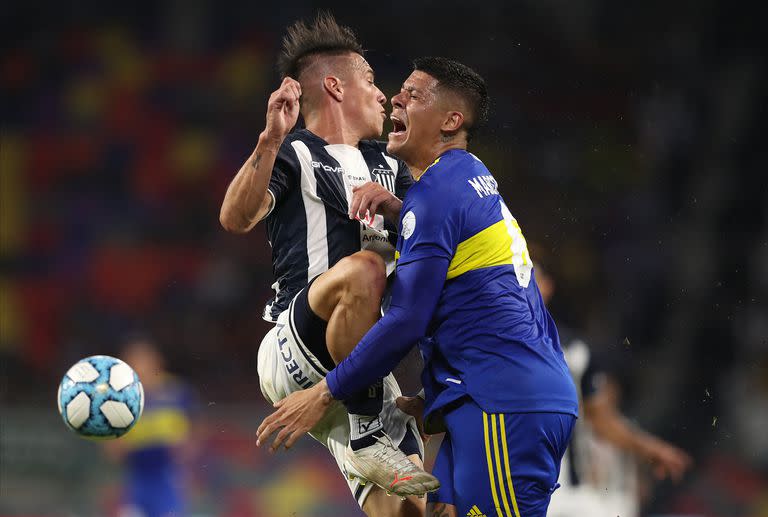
[
  {"x1": 220, "y1": 13, "x2": 437, "y2": 513},
  {"x1": 534, "y1": 264, "x2": 691, "y2": 517},
  {"x1": 256, "y1": 57, "x2": 579, "y2": 517}
]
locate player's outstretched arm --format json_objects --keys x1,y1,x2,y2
[
  {"x1": 220, "y1": 77, "x2": 301, "y2": 233},
  {"x1": 256, "y1": 257, "x2": 447, "y2": 452},
  {"x1": 584, "y1": 388, "x2": 693, "y2": 481}
]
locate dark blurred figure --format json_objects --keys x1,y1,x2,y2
[
  {"x1": 103, "y1": 336, "x2": 196, "y2": 517},
  {"x1": 536, "y1": 263, "x2": 692, "y2": 517}
]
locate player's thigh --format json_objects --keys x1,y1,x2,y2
[
  {"x1": 442, "y1": 401, "x2": 574, "y2": 517},
  {"x1": 307, "y1": 250, "x2": 386, "y2": 319},
  {"x1": 498, "y1": 412, "x2": 574, "y2": 517},
  {"x1": 257, "y1": 299, "x2": 329, "y2": 400}
]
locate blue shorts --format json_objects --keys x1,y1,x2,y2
[{"x1": 428, "y1": 399, "x2": 575, "y2": 517}]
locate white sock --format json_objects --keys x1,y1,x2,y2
[{"x1": 349, "y1": 413, "x2": 384, "y2": 442}]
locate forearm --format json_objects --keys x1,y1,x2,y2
[
  {"x1": 326, "y1": 303, "x2": 425, "y2": 400},
  {"x1": 325, "y1": 257, "x2": 448, "y2": 400},
  {"x1": 219, "y1": 132, "x2": 281, "y2": 233},
  {"x1": 586, "y1": 401, "x2": 656, "y2": 457}
]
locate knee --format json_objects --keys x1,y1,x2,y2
[{"x1": 337, "y1": 251, "x2": 387, "y2": 299}]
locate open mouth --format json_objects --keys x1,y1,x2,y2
[{"x1": 390, "y1": 115, "x2": 407, "y2": 137}]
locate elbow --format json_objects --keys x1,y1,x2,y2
[{"x1": 219, "y1": 209, "x2": 250, "y2": 234}]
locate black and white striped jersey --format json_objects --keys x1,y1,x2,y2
[
  {"x1": 557, "y1": 330, "x2": 639, "y2": 511},
  {"x1": 262, "y1": 129, "x2": 414, "y2": 322}
]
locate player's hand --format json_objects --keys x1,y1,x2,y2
[
  {"x1": 349, "y1": 182, "x2": 402, "y2": 223},
  {"x1": 256, "y1": 380, "x2": 332, "y2": 453},
  {"x1": 396, "y1": 395, "x2": 429, "y2": 443},
  {"x1": 263, "y1": 77, "x2": 302, "y2": 145},
  {"x1": 643, "y1": 438, "x2": 693, "y2": 482}
]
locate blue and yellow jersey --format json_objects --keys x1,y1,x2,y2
[
  {"x1": 396, "y1": 149, "x2": 578, "y2": 420},
  {"x1": 121, "y1": 376, "x2": 194, "y2": 483}
]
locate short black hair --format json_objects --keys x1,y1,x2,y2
[
  {"x1": 278, "y1": 12, "x2": 364, "y2": 79},
  {"x1": 413, "y1": 57, "x2": 489, "y2": 141}
]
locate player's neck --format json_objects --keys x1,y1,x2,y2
[
  {"x1": 411, "y1": 141, "x2": 467, "y2": 178},
  {"x1": 305, "y1": 110, "x2": 362, "y2": 147}
]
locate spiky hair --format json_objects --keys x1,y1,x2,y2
[{"x1": 278, "y1": 12, "x2": 364, "y2": 79}]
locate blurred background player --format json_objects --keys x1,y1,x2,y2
[
  {"x1": 102, "y1": 336, "x2": 196, "y2": 517},
  {"x1": 534, "y1": 261, "x2": 693, "y2": 517},
  {"x1": 219, "y1": 12, "x2": 437, "y2": 512}
]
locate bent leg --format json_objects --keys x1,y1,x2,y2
[
  {"x1": 307, "y1": 250, "x2": 387, "y2": 361},
  {"x1": 307, "y1": 251, "x2": 388, "y2": 447},
  {"x1": 442, "y1": 399, "x2": 575, "y2": 517}
]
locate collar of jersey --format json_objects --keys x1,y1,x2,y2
[
  {"x1": 299, "y1": 128, "x2": 362, "y2": 150},
  {"x1": 419, "y1": 148, "x2": 469, "y2": 180}
]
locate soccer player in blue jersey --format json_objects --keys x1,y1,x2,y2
[
  {"x1": 257, "y1": 57, "x2": 579, "y2": 517},
  {"x1": 103, "y1": 337, "x2": 196, "y2": 517}
]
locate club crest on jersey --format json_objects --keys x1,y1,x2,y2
[{"x1": 372, "y1": 167, "x2": 395, "y2": 192}]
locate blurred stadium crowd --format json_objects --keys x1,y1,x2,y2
[{"x1": 1, "y1": 1, "x2": 765, "y2": 516}]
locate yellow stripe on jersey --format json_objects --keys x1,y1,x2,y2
[
  {"x1": 447, "y1": 220, "x2": 513, "y2": 280},
  {"x1": 121, "y1": 408, "x2": 190, "y2": 449},
  {"x1": 483, "y1": 412, "x2": 504, "y2": 517},
  {"x1": 499, "y1": 416, "x2": 522, "y2": 517}
]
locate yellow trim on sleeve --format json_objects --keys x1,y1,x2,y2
[{"x1": 447, "y1": 220, "x2": 513, "y2": 280}]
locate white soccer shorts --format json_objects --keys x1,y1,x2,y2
[{"x1": 257, "y1": 296, "x2": 423, "y2": 508}]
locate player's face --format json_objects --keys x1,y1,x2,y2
[
  {"x1": 387, "y1": 71, "x2": 445, "y2": 166},
  {"x1": 343, "y1": 54, "x2": 387, "y2": 139}
]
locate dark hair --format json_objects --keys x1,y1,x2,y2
[
  {"x1": 413, "y1": 56, "x2": 489, "y2": 141},
  {"x1": 278, "y1": 12, "x2": 364, "y2": 79}
]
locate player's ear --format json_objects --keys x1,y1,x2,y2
[
  {"x1": 323, "y1": 76, "x2": 344, "y2": 102},
  {"x1": 441, "y1": 110, "x2": 465, "y2": 134}
]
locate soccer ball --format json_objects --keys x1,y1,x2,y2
[{"x1": 57, "y1": 355, "x2": 144, "y2": 439}]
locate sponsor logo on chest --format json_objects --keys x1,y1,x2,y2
[{"x1": 311, "y1": 161, "x2": 344, "y2": 174}]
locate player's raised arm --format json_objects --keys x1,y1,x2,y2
[{"x1": 219, "y1": 77, "x2": 301, "y2": 233}]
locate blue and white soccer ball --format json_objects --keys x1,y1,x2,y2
[{"x1": 57, "y1": 355, "x2": 144, "y2": 439}]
